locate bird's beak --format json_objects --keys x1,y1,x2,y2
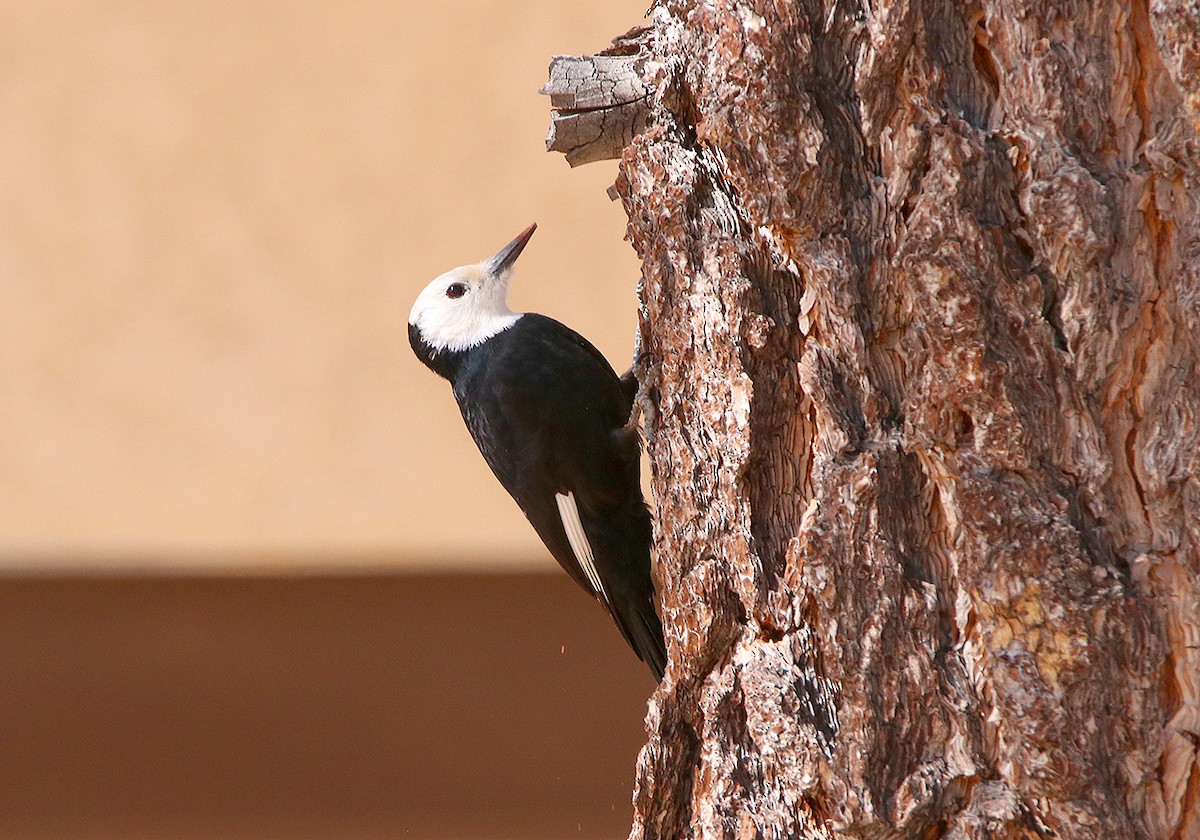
[{"x1": 486, "y1": 223, "x2": 537, "y2": 276}]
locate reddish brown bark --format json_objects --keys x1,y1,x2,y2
[{"x1": 550, "y1": 0, "x2": 1200, "y2": 836}]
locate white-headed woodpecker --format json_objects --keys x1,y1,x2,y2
[{"x1": 408, "y1": 224, "x2": 666, "y2": 681}]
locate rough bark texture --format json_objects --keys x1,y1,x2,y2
[
  {"x1": 543, "y1": 28, "x2": 653, "y2": 167},
  {"x1": 575, "y1": 0, "x2": 1200, "y2": 837}
]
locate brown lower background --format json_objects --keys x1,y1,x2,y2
[{"x1": 0, "y1": 572, "x2": 652, "y2": 839}]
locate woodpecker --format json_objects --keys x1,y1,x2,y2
[{"x1": 408, "y1": 224, "x2": 667, "y2": 681}]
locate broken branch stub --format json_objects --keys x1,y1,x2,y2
[{"x1": 541, "y1": 27, "x2": 652, "y2": 167}]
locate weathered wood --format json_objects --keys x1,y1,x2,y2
[
  {"x1": 554, "y1": 0, "x2": 1200, "y2": 837},
  {"x1": 541, "y1": 27, "x2": 652, "y2": 167}
]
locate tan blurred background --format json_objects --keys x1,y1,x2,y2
[
  {"x1": 0, "y1": 0, "x2": 645, "y2": 570},
  {"x1": 0, "y1": 2, "x2": 655, "y2": 838}
]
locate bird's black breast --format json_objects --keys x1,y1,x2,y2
[{"x1": 409, "y1": 322, "x2": 469, "y2": 381}]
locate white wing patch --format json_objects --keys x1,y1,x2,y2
[{"x1": 555, "y1": 491, "x2": 607, "y2": 602}]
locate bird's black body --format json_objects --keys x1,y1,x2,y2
[{"x1": 409, "y1": 314, "x2": 667, "y2": 680}]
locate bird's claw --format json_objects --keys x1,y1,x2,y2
[{"x1": 625, "y1": 351, "x2": 659, "y2": 443}]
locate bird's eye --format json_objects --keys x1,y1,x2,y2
[{"x1": 445, "y1": 283, "x2": 468, "y2": 299}]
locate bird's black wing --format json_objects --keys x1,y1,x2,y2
[
  {"x1": 452, "y1": 316, "x2": 629, "y2": 592},
  {"x1": 454, "y1": 315, "x2": 665, "y2": 678}
]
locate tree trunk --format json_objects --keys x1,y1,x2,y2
[{"x1": 551, "y1": 1, "x2": 1200, "y2": 837}]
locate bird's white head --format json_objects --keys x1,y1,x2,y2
[{"x1": 408, "y1": 224, "x2": 536, "y2": 353}]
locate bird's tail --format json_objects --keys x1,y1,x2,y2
[{"x1": 619, "y1": 599, "x2": 667, "y2": 682}]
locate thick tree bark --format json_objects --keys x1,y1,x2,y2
[{"x1": 550, "y1": 1, "x2": 1200, "y2": 837}]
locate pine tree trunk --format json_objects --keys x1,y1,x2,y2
[{"x1": 553, "y1": 1, "x2": 1200, "y2": 837}]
